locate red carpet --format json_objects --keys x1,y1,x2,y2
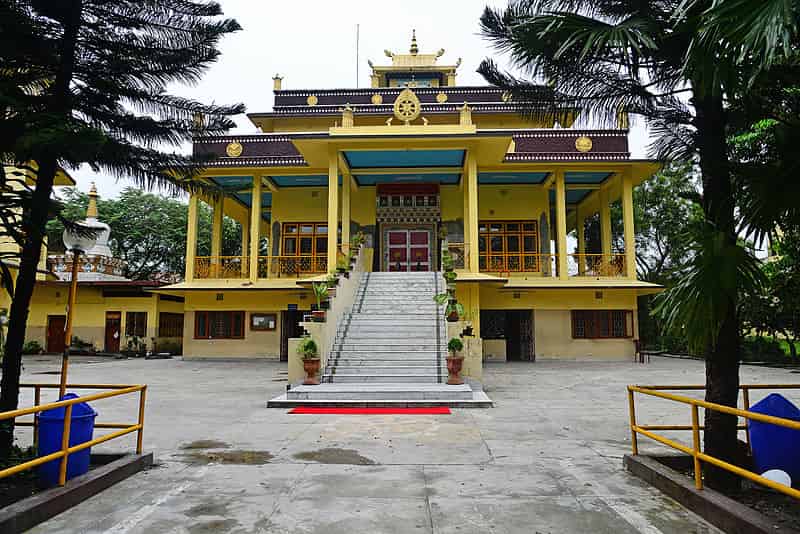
[{"x1": 289, "y1": 406, "x2": 451, "y2": 415}]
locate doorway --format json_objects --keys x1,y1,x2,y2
[
  {"x1": 280, "y1": 309, "x2": 307, "y2": 362},
  {"x1": 104, "y1": 311, "x2": 122, "y2": 353},
  {"x1": 46, "y1": 315, "x2": 66, "y2": 354},
  {"x1": 385, "y1": 228, "x2": 431, "y2": 272},
  {"x1": 480, "y1": 309, "x2": 535, "y2": 361}
]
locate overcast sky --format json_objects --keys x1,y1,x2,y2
[{"x1": 69, "y1": 0, "x2": 650, "y2": 200}]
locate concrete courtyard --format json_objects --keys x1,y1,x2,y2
[{"x1": 9, "y1": 355, "x2": 798, "y2": 533}]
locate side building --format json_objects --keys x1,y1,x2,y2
[{"x1": 158, "y1": 33, "x2": 662, "y2": 363}]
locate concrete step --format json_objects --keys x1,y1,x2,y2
[
  {"x1": 326, "y1": 374, "x2": 441, "y2": 384},
  {"x1": 331, "y1": 353, "x2": 441, "y2": 361},
  {"x1": 334, "y1": 343, "x2": 443, "y2": 351},
  {"x1": 329, "y1": 366, "x2": 445, "y2": 374},
  {"x1": 338, "y1": 329, "x2": 437, "y2": 337},
  {"x1": 284, "y1": 383, "x2": 474, "y2": 401}
]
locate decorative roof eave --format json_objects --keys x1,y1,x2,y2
[
  {"x1": 257, "y1": 103, "x2": 564, "y2": 118},
  {"x1": 505, "y1": 152, "x2": 631, "y2": 162},
  {"x1": 272, "y1": 85, "x2": 516, "y2": 97},
  {"x1": 199, "y1": 156, "x2": 308, "y2": 168}
]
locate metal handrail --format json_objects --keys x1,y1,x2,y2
[
  {"x1": 256, "y1": 255, "x2": 328, "y2": 278},
  {"x1": 0, "y1": 383, "x2": 147, "y2": 486},
  {"x1": 194, "y1": 255, "x2": 249, "y2": 279},
  {"x1": 627, "y1": 383, "x2": 800, "y2": 500}
]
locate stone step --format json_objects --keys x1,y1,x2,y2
[
  {"x1": 334, "y1": 342, "x2": 443, "y2": 350},
  {"x1": 284, "y1": 383, "x2": 474, "y2": 401},
  {"x1": 326, "y1": 374, "x2": 440, "y2": 384},
  {"x1": 338, "y1": 329, "x2": 437, "y2": 337},
  {"x1": 329, "y1": 366, "x2": 445, "y2": 375},
  {"x1": 331, "y1": 353, "x2": 441, "y2": 361}
]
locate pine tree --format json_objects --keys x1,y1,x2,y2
[{"x1": 0, "y1": 0, "x2": 244, "y2": 457}]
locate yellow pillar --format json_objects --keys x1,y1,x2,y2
[
  {"x1": 622, "y1": 170, "x2": 636, "y2": 279},
  {"x1": 327, "y1": 149, "x2": 339, "y2": 271},
  {"x1": 185, "y1": 192, "x2": 198, "y2": 281},
  {"x1": 576, "y1": 206, "x2": 586, "y2": 275},
  {"x1": 211, "y1": 195, "x2": 223, "y2": 259},
  {"x1": 240, "y1": 214, "x2": 250, "y2": 277},
  {"x1": 465, "y1": 151, "x2": 479, "y2": 273},
  {"x1": 342, "y1": 171, "x2": 351, "y2": 253},
  {"x1": 600, "y1": 187, "x2": 612, "y2": 261},
  {"x1": 555, "y1": 169, "x2": 568, "y2": 280},
  {"x1": 249, "y1": 176, "x2": 262, "y2": 281}
]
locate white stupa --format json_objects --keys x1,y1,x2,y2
[{"x1": 49, "y1": 183, "x2": 129, "y2": 281}]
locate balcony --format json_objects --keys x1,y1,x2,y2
[
  {"x1": 193, "y1": 255, "x2": 327, "y2": 280},
  {"x1": 477, "y1": 252, "x2": 628, "y2": 278}
]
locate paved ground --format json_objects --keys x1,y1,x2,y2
[{"x1": 8, "y1": 355, "x2": 799, "y2": 533}]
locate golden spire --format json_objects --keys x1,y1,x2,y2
[
  {"x1": 86, "y1": 182, "x2": 99, "y2": 218},
  {"x1": 410, "y1": 29, "x2": 418, "y2": 55}
]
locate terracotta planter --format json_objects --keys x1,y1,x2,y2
[
  {"x1": 311, "y1": 310, "x2": 326, "y2": 322},
  {"x1": 303, "y1": 358, "x2": 321, "y2": 385},
  {"x1": 446, "y1": 355, "x2": 464, "y2": 385}
]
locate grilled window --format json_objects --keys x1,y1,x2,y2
[
  {"x1": 194, "y1": 311, "x2": 245, "y2": 339},
  {"x1": 571, "y1": 310, "x2": 633, "y2": 339}
]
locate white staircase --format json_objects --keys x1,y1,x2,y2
[
  {"x1": 323, "y1": 272, "x2": 446, "y2": 384},
  {"x1": 271, "y1": 271, "x2": 491, "y2": 407}
]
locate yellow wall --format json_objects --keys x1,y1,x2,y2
[
  {"x1": 182, "y1": 290, "x2": 309, "y2": 359},
  {"x1": 478, "y1": 184, "x2": 548, "y2": 221},
  {"x1": 534, "y1": 310, "x2": 635, "y2": 360},
  {"x1": 22, "y1": 284, "x2": 176, "y2": 351}
]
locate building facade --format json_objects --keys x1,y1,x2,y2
[{"x1": 161, "y1": 34, "x2": 661, "y2": 363}]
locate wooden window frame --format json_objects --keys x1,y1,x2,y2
[
  {"x1": 571, "y1": 310, "x2": 633, "y2": 339},
  {"x1": 158, "y1": 312, "x2": 184, "y2": 338},
  {"x1": 478, "y1": 219, "x2": 540, "y2": 272},
  {"x1": 125, "y1": 312, "x2": 147, "y2": 337},
  {"x1": 281, "y1": 222, "x2": 328, "y2": 257},
  {"x1": 194, "y1": 311, "x2": 245, "y2": 340}
]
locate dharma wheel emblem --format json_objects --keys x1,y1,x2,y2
[
  {"x1": 575, "y1": 136, "x2": 593, "y2": 152},
  {"x1": 393, "y1": 88, "x2": 421, "y2": 124},
  {"x1": 226, "y1": 141, "x2": 243, "y2": 157}
]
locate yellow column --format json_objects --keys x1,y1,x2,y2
[
  {"x1": 240, "y1": 214, "x2": 249, "y2": 276},
  {"x1": 622, "y1": 169, "x2": 636, "y2": 279},
  {"x1": 342, "y1": 171, "x2": 351, "y2": 253},
  {"x1": 211, "y1": 195, "x2": 223, "y2": 259},
  {"x1": 327, "y1": 149, "x2": 339, "y2": 271},
  {"x1": 466, "y1": 151, "x2": 479, "y2": 273},
  {"x1": 249, "y1": 176, "x2": 262, "y2": 281},
  {"x1": 600, "y1": 187, "x2": 612, "y2": 262},
  {"x1": 555, "y1": 169, "x2": 568, "y2": 280},
  {"x1": 576, "y1": 206, "x2": 586, "y2": 275},
  {"x1": 185, "y1": 192, "x2": 198, "y2": 281}
]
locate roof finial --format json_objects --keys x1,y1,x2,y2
[
  {"x1": 86, "y1": 182, "x2": 99, "y2": 218},
  {"x1": 410, "y1": 29, "x2": 418, "y2": 55}
]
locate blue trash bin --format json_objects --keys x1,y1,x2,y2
[
  {"x1": 747, "y1": 393, "x2": 800, "y2": 487},
  {"x1": 36, "y1": 393, "x2": 97, "y2": 486}
]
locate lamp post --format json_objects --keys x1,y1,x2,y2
[{"x1": 60, "y1": 225, "x2": 98, "y2": 398}]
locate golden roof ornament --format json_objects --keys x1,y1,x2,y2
[
  {"x1": 410, "y1": 29, "x2": 419, "y2": 55},
  {"x1": 393, "y1": 88, "x2": 421, "y2": 125},
  {"x1": 341, "y1": 103, "x2": 354, "y2": 128},
  {"x1": 575, "y1": 136, "x2": 593, "y2": 152},
  {"x1": 226, "y1": 141, "x2": 243, "y2": 157},
  {"x1": 86, "y1": 182, "x2": 99, "y2": 218}
]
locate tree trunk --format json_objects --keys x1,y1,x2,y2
[
  {"x1": 0, "y1": 0, "x2": 82, "y2": 459},
  {"x1": 695, "y1": 93, "x2": 742, "y2": 492}
]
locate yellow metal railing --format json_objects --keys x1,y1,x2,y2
[
  {"x1": 569, "y1": 253, "x2": 627, "y2": 277},
  {"x1": 627, "y1": 383, "x2": 800, "y2": 500},
  {"x1": 479, "y1": 253, "x2": 554, "y2": 274},
  {"x1": 256, "y1": 255, "x2": 328, "y2": 278},
  {"x1": 194, "y1": 256, "x2": 249, "y2": 279},
  {"x1": 446, "y1": 242, "x2": 468, "y2": 270},
  {"x1": 0, "y1": 383, "x2": 147, "y2": 487}
]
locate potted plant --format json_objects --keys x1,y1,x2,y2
[
  {"x1": 326, "y1": 273, "x2": 339, "y2": 288},
  {"x1": 446, "y1": 337, "x2": 465, "y2": 385},
  {"x1": 297, "y1": 336, "x2": 320, "y2": 385},
  {"x1": 443, "y1": 270, "x2": 457, "y2": 296},
  {"x1": 336, "y1": 254, "x2": 350, "y2": 278},
  {"x1": 445, "y1": 301, "x2": 464, "y2": 322},
  {"x1": 311, "y1": 283, "x2": 328, "y2": 321}
]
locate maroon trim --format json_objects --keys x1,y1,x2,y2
[{"x1": 377, "y1": 183, "x2": 439, "y2": 195}]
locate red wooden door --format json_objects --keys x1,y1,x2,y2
[
  {"x1": 409, "y1": 231, "x2": 430, "y2": 271},
  {"x1": 105, "y1": 312, "x2": 122, "y2": 353},
  {"x1": 47, "y1": 315, "x2": 66, "y2": 354},
  {"x1": 387, "y1": 231, "x2": 409, "y2": 271}
]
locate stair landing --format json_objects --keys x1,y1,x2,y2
[{"x1": 267, "y1": 383, "x2": 493, "y2": 408}]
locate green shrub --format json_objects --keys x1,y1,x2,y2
[
  {"x1": 742, "y1": 337, "x2": 791, "y2": 363},
  {"x1": 21, "y1": 340, "x2": 43, "y2": 355},
  {"x1": 297, "y1": 337, "x2": 318, "y2": 359},
  {"x1": 447, "y1": 337, "x2": 464, "y2": 355}
]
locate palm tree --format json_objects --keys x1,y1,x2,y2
[
  {"x1": 478, "y1": 0, "x2": 795, "y2": 491},
  {"x1": 0, "y1": 0, "x2": 244, "y2": 458}
]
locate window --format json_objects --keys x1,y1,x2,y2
[
  {"x1": 478, "y1": 220, "x2": 540, "y2": 272},
  {"x1": 125, "y1": 312, "x2": 147, "y2": 337},
  {"x1": 250, "y1": 313, "x2": 277, "y2": 331},
  {"x1": 571, "y1": 310, "x2": 633, "y2": 339},
  {"x1": 282, "y1": 222, "x2": 327, "y2": 258},
  {"x1": 158, "y1": 313, "x2": 184, "y2": 337},
  {"x1": 194, "y1": 311, "x2": 245, "y2": 339}
]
